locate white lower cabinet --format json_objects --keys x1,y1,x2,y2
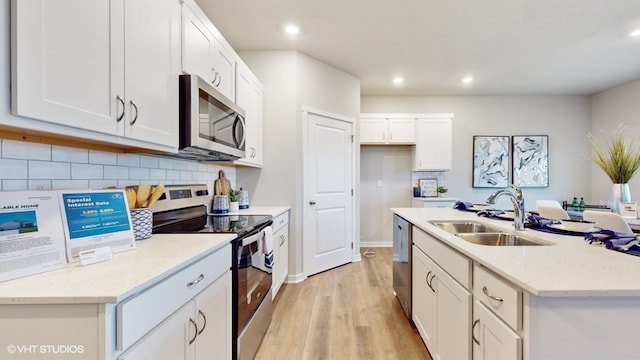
[
  {"x1": 272, "y1": 211, "x2": 290, "y2": 298},
  {"x1": 412, "y1": 228, "x2": 471, "y2": 360},
  {"x1": 119, "y1": 271, "x2": 232, "y2": 360},
  {"x1": 473, "y1": 301, "x2": 522, "y2": 360}
]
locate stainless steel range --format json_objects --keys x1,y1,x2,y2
[{"x1": 150, "y1": 184, "x2": 273, "y2": 360}]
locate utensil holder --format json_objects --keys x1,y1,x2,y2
[{"x1": 130, "y1": 208, "x2": 153, "y2": 240}]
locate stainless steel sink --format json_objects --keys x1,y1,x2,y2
[
  {"x1": 431, "y1": 221, "x2": 500, "y2": 233},
  {"x1": 454, "y1": 232, "x2": 549, "y2": 246}
]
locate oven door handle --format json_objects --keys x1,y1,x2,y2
[{"x1": 241, "y1": 228, "x2": 264, "y2": 247}]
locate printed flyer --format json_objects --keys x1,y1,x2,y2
[
  {"x1": 58, "y1": 189, "x2": 136, "y2": 259},
  {"x1": 0, "y1": 191, "x2": 67, "y2": 282}
]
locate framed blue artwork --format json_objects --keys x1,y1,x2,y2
[
  {"x1": 512, "y1": 135, "x2": 549, "y2": 188},
  {"x1": 473, "y1": 136, "x2": 510, "y2": 188}
]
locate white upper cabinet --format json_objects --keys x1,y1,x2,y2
[
  {"x1": 181, "y1": 0, "x2": 235, "y2": 102},
  {"x1": 413, "y1": 115, "x2": 454, "y2": 171},
  {"x1": 359, "y1": 115, "x2": 416, "y2": 144},
  {"x1": 234, "y1": 61, "x2": 264, "y2": 167},
  {"x1": 11, "y1": 0, "x2": 180, "y2": 150}
]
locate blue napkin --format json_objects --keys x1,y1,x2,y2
[
  {"x1": 584, "y1": 230, "x2": 640, "y2": 256},
  {"x1": 453, "y1": 201, "x2": 475, "y2": 211}
]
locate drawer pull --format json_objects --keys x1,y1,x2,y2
[
  {"x1": 482, "y1": 286, "x2": 504, "y2": 302},
  {"x1": 472, "y1": 319, "x2": 480, "y2": 345},
  {"x1": 198, "y1": 310, "x2": 207, "y2": 335},
  {"x1": 189, "y1": 318, "x2": 198, "y2": 345},
  {"x1": 187, "y1": 274, "x2": 205, "y2": 287}
]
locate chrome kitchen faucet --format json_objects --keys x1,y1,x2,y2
[{"x1": 486, "y1": 184, "x2": 526, "y2": 231}]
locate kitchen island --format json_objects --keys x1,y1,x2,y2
[
  {"x1": 0, "y1": 233, "x2": 235, "y2": 360},
  {"x1": 393, "y1": 207, "x2": 640, "y2": 360}
]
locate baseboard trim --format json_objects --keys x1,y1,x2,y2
[
  {"x1": 285, "y1": 272, "x2": 306, "y2": 284},
  {"x1": 360, "y1": 241, "x2": 392, "y2": 248}
]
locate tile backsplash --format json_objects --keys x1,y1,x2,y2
[{"x1": 0, "y1": 139, "x2": 236, "y2": 193}]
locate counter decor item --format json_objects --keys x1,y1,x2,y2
[
  {"x1": 472, "y1": 135, "x2": 509, "y2": 188},
  {"x1": 512, "y1": 135, "x2": 548, "y2": 188},
  {"x1": 228, "y1": 189, "x2": 241, "y2": 212},
  {"x1": 588, "y1": 125, "x2": 640, "y2": 213},
  {"x1": 130, "y1": 208, "x2": 152, "y2": 240},
  {"x1": 212, "y1": 195, "x2": 230, "y2": 214},
  {"x1": 214, "y1": 170, "x2": 232, "y2": 195},
  {"x1": 419, "y1": 178, "x2": 438, "y2": 197},
  {"x1": 239, "y1": 189, "x2": 250, "y2": 209},
  {"x1": 437, "y1": 186, "x2": 448, "y2": 197}
]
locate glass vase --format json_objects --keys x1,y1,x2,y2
[{"x1": 610, "y1": 183, "x2": 631, "y2": 213}]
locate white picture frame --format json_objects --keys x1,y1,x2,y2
[{"x1": 619, "y1": 202, "x2": 638, "y2": 218}]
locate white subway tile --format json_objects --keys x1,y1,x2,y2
[
  {"x1": 180, "y1": 171, "x2": 193, "y2": 180},
  {"x1": 117, "y1": 180, "x2": 140, "y2": 187},
  {"x1": 0, "y1": 158, "x2": 28, "y2": 179},
  {"x1": 166, "y1": 169, "x2": 181, "y2": 180},
  {"x1": 71, "y1": 163, "x2": 104, "y2": 179},
  {"x1": 157, "y1": 157, "x2": 174, "y2": 169},
  {"x1": 89, "y1": 150, "x2": 118, "y2": 165},
  {"x1": 52, "y1": 179, "x2": 89, "y2": 190},
  {"x1": 173, "y1": 160, "x2": 188, "y2": 170},
  {"x1": 52, "y1": 146, "x2": 89, "y2": 163},
  {"x1": 103, "y1": 165, "x2": 129, "y2": 180},
  {"x1": 2, "y1": 140, "x2": 51, "y2": 160},
  {"x1": 28, "y1": 180, "x2": 52, "y2": 190},
  {"x1": 29, "y1": 161, "x2": 70, "y2": 179},
  {"x1": 140, "y1": 155, "x2": 159, "y2": 169},
  {"x1": 129, "y1": 167, "x2": 150, "y2": 180},
  {"x1": 117, "y1": 153, "x2": 140, "y2": 167},
  {"x1": 2, "y1": 180, "x2": 28, "y2": 191},
  {"x1": 89, "y1": 180, "x2": 117, "y2": 189},
  {"x1": 149, "y1": 169, "x2": 167, "y2": 180}
]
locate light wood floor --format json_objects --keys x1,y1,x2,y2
[{"x1": 255, "y1": 248, "x2": 432, "y2": 360}]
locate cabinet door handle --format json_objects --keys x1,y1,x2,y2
[
  {"x1": 189, "y1": 318, "x2": 198, "y2": 345},
  {"x1": 129, "y1": 100, "x2": 138, "y2": 125},
  {"x1": 197, "y1": 309, "x2": 207, "y2": 335},
  {"x1": 279, "y1": 235, "x2": 285, "y2": 247},
  {"x1": 425, "y1": 271, "x2": 431, "y2": 283},
  {"x1": 482, "y1": 286, "x2": 504, "y2": 302},
  {"x1": 216, "y1": 73, "x2": 222, "y2": 87},
  {"x1": 428, "y1": 274, "x2": 436, "y2": 293},
  {"x1": 187, "y1": 274, "x2": 205, "y2": 287},
  {"x1": 116, "y1": 96, "x2": 125, "y2": 122},
  {"x1": 472, "y1": 319, "x2": 480, "y2": 345},
  {"x1": 309, "y1": 200, "x2": 316, "y2": 205}
]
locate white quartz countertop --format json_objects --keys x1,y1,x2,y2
[
  {"x1": 0, "y1": 233, "x2": 235, "y2": 305},
  {"x1": 392, "y1": 207, "x2": 640, "y2": 297}
]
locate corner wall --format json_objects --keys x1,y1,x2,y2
[
  {"x1": 238, "y1": 50, "x2": 361, "y2": 280},
  {"x1": 590, "y1": 79, "x2": 640, "y2": 202}
]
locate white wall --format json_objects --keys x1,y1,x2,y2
[
  {"x1": 590, "y1": 79, "x2": 640, "y2": 202},
  {"x1": 360, "y1": 96, "x2": 592, "y2": 217},
  {"x1": 238, "y1": 50, "x2": 361, "y2": 279},
  {"x1": 360, "y1": 146, "x2": 412, "y2": 247}
]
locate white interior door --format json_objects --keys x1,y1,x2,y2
[{"x1": 303, "y1": 109, "x2": 355, "y2": 276}]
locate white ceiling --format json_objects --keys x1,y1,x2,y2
[{"x1": 196, "y1": 0, "x2": 640, "y2": 96}]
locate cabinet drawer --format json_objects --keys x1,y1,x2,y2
[
  {"x1": 117, "y1": 243, "x2": 231, "y2": 350},
  {"x1": 413, "y1": 228, "x2": 471, "y2": 289},
  {"x1": 272, "y1": 211, "x2": 289, "y2": 233},
  {"x1": 473, "y1": 263, "x2": 521, "y2": 330}
]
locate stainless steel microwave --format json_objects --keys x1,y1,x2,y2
[{"x1": 177, "y1": 74, "x2": 246, "y2": 161}]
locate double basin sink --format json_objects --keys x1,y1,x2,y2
[{"x1": 430, "y1": 221, "x2": 550, "y2": 246}]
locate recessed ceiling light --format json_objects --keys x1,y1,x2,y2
[
  {"x1": 393, "y1": 77, "x2": 404, "y2": 85},
  {"x1": 284, "y1": 24, "x2": 300, "y2": 35},
  {"x1": 461, "y1": 76, "x2": 474, "y2": 84},
  {"x1": 630, "y1": 28, "x2": 640, "y2": 37}
]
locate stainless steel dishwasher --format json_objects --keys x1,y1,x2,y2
[{"x1": 393, "y1": 214, "x2": 412, "y2": 320}]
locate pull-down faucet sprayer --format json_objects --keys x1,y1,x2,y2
[{"x1": 486, "y1": 184, "x2": 526, "y2": 231}]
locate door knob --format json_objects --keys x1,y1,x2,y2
[{"x1": 309, "y1": 200, "x2": 316, "y2": 205}]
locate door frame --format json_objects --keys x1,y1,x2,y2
[{"x1": 301, "y1": 106, "x2": 358, "y2": 278}]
